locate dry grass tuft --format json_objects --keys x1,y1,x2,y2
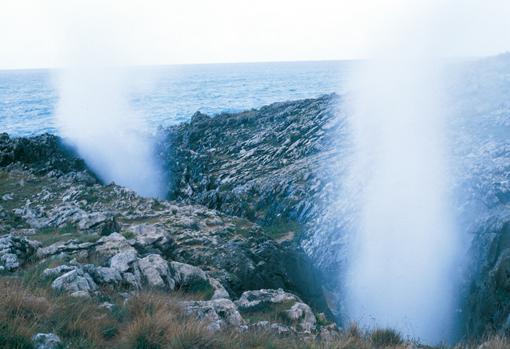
[{"x1": 1, "y1": 278, "x2": 510, "y2": 349}]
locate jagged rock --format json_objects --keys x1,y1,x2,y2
[
  {"x1": 32, "y1": 332, "x2": 62, "y2": 349},
  {"x1": 286, "y1": 302, "x2": 317, "y2": 333},
  {"x1": 170, "y1": 261, "x2": 208, "y2": 287},
  {"x1": 43, "y1": 265, "x2": 76, "y2": 278},
  {"x1": 0, "y1": 234, "x2": 41, "y2": 271},
  {"x1": 129, "y1": 223, "x2": 174, "y2": 255},
  {"x1": 161, "y1": 95, "x2": 339, "y2": 229},
  {"x1": 37, "y1": 239, "x2": 97, "y2": 259},
  {"x1": 87, "y1": 266, "x2": 122, "y2": 285},
  {"x1": 110, "y1": 250, "x2": 138, "y2": 273},
  {"x1": 181, "y1": 298, "x2": 245, "y2": 331},
  {"x1": 95, "y1": 233, "x2": 136, "y2": 259},
  {"x1": 51, "y1": 268, "x2": 97, "y2": 296},
  {"x1": 137, "y1": 254, "x2": 175, "y2": 289},
  {"x1": 235, "y1": 288, "x2": 317, "y2": 333},
  {"x1": 235, "y1": 288, "x2": 299, "y2": 310},
  {"x1": 76, "y1": 211, "x2": 118, "y2": 233},
  {"x1": 0, "y1": 132, "x2": 92, "y2": 176},
  {"x1": 209, "y1": 277, "x2": 230, "y2": 299}
]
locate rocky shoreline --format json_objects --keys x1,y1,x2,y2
[
  {"x1": 1, "y1": 93, "x2": 510, "y2": 348},
  {"x1": 0, "y1": 130, "x2": 342, "y2": 348}
]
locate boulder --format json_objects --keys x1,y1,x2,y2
[
  {"x1": 170, "y1": 261, "x2": 211, "y2": 293},
  {"x1": 181, "y1": 298, "x2": 245, "y2": 331},
  {"x1": 51, "y1": 268, "x2": 97, "y2": 296},
  {"x1": 137, "y1": 254, "x2": 175, "y2": 289},
  {"x1": 235, "y1": 288, "x2": 317, "y2": 334},
  {"x1": 0, "y1": 234, "x2": 41, "y2": 271},
  {"x1": 235, "y1": 288, "x2": 299, "y2": 310},
  {"x1": 95, "y1": 233, "x2": 135, "y2": 259},
  {"x1": 128, "y1": 224, "x2": 174, "y2": 255},
  {"x1": 286, "y1": 302, "x2": 317, "y2": 333},
  {"x1": 110, "y1": 250, "x2": 138, "y2": 273},
  {"x1": 37, "y1": 239, "x2": 97, "y2": 259}
]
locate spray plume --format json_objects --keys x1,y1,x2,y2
[
  {"x1": 52, "y1": 1, "x2": 164, "y2": 198},
  {"x1": 341, "y1": 1, "x2": 464, "y2": 344}
]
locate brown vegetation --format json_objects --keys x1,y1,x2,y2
[{"x1": 0, "y1": 278, "x2": 509, "y2": 349}]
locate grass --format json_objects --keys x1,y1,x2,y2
[
  {"x1": 31, "y1": 224, "x2": 99, "y2": 247},
  {"x1": 238, "y1": 300, "x2": 297, "y2": 325},
  {"x1": 262, "y1": 218, "x2": 301, "y2": 240},
  {"x1": 0, "y1": 278, "x2": 509, "y2": 349}
]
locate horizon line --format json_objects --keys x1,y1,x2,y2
[{"x1": 1, "y1": 52, "x2": 506, "y2": 72}]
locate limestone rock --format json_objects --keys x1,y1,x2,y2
[
  {"x1": 128, "y1": 224, "x2": 174, "y2": 255},
  {"x1": 0, "y1": 234, "x2": 41, "y2": 271},
  {"x1": 95, "y1": 233, "x2": 135, "y2": 259},
  {"x1": 286, "y1": 302, "x2": 317, "y2": 333},
  {"x1": 181, "y1": 298, "x2": 245, "y2": 331},
  {"x1": 235, "y1": 288, "x2": 299, "y2": 310},
  {"x1": 51, "y1": 268, "x2": 97, "y2": 296},
  {"x1": 137, "y1": 253, "x2": 175, "y2": 289},
  {"x1": 110, "y1": 250, "x2": 138, "y2": 273}
]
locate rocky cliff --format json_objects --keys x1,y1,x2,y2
[
  {"x1": 159, "y1": 76, "x2": 510, "y2": 338},
  {"x1": 1, "y1": 71, "x2": 510, "y2": 346},
  {"x1": 0, "y1": 132, "x2": 340, "y2": 348}
]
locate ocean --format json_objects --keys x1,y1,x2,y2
[{"x1": 0, "y1": 61, "x2": 350, "y2": 136}]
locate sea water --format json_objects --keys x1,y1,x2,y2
[{"x1": 0, "y1": 61, "x2": 349, "y2": 136}]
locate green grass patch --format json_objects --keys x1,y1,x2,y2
[
  {"x1": 31, "y1": 224, "x2": 98, "y2": 247},
  {"x1": 262, "y1": 218, "x2": 301, "y2": 240},
  {"x1": 238, "y1": 300, "x2": 295, "y2": 325}
]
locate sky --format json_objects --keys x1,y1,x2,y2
[{"x1": 1, "y1": 0, "x2": 509, "y2": 69}]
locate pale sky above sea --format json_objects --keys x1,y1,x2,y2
[{"x1": 0, "y1": 0, "x2": 510, "y2": 70}]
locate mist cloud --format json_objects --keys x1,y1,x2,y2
[{"x1": 53, "y1": 1, "x2": 164, "y2": 198}]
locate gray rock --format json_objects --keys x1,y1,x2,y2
[
  {"x1": 89, "y1": 266, "x2": 122, "y2": 285},
  {"x1": 51, "y1": 268, "x2": 97, "y2": 295},
  {"x1": 128, "y1": 224, "x2": 174, "y2": 254},
  {"x1": 170, "y1": 261, "x2": 208, "y2": 286},
  {"x1": 0, "y1": 234, "x2": 41, "y2": 271},
  {"x1": 32, "y1": 332, "x2": 61, "y2": 349},
  {"x1": 208, "y1": 277, "x2": 230, "y2": 300},
  {"x1": 109, "y1": 250, "x2": 138, "y2": 273},
  {"x1": 137, "y1": 254, "x2": 175, "y2": 289},
  {"x1": 77, "y1": 211, "x2": 116, "y2": 231},
  {"x1": 181, "y1": 298, "x2": 245, "y2": 331},
  {"x1": 235, "y1": 288, "x2": 316, "y2": 333},
  {"x1": 37, "y1": 239, "x2": 97, "y2": 259},
  {"x1": 95, "y1": 233, "x2": 135, "y2": 259},
  {"x1": 43, "y1": 265, "x2": 77, "y2": 278},
  {"x1": 286, "y1": 302, "x2": 317, "y2": 333},
  {"x1": 235, "y1": 288, "x2": 299, "y2": 310}
]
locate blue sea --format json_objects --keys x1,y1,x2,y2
[{"x1": 0, "y1": 61, "x2": 349, "y2": 136}]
